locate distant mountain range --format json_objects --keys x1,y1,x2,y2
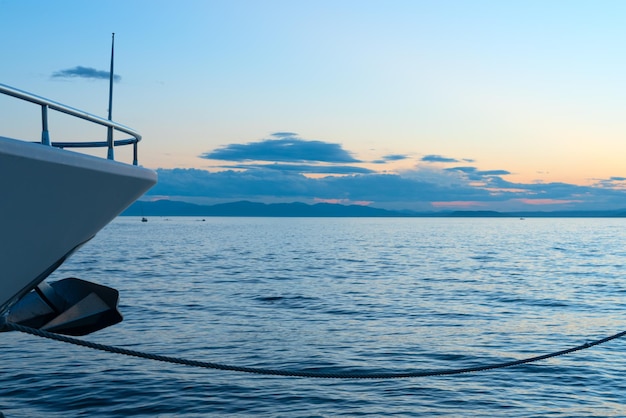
[{"x1": 122, "y1": 200, "x2": 626, "y2": 217}]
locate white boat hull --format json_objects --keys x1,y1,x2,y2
[{"x1": 0, "y1": 136, "x2": 156, "y2": 314}]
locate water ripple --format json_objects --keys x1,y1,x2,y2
[{"x1": 2, "y1": 217, "x2": 626, "y2": 417}]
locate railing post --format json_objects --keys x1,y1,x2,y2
[
  {"x1": 133, "y1": 142, "x2": 138, "y2": 166},
  {"x1": 41, "y1": 104, "x2": 50, "y2": 145},
  {"x1": 106, "y1": 126, "x2": 114, "y2": 160}
]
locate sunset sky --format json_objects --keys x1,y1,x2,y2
[{"x1": 3, "y1": 0, "x2": 626, "y2": 211}]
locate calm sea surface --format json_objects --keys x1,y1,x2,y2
[{"x1": 2, "y1": 217, "x2": 626, "y2": 417}]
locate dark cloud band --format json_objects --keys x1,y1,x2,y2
[
  {"x1": 201, "y1": 134, "x2": 360, "y2": 164},
  {"x1": 422, "y1": 155, "x2": 459, "y2": 163}
]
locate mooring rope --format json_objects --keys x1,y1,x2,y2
[{"x1": 3, "y1": 320, "x2": 625, "y2": 379}]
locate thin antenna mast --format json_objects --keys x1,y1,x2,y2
[{"x1": 106, "y1": 32, "x2": 115, "y2": 160}]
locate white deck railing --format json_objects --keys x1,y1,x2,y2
[{"x1": 0, "y1": 83, "x2": 142, "y2": 165}]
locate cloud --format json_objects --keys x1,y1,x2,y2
[
  {"x1": 446, "y1": 166, "x2": 476, "y2": 174},
  {"x1": 224, "y1": 163, "x2": 374, "y2": 174},
  {"x1": 372, "y1": 154, "x2": 410, "y2": 164},
  {"x1": 52, "y1": 66, "x2": 121, "y2": 81},
  {"x1": 170, "y1": 135, "x2": 626, "y2": 212},
  {"x1": 149, "y1": 168, "x2": 487, "y2": 205},
  {"x1": 150, "y1": 167, "x2": 506, "y2": 210},
  {"x1": 200, "y1": 133, "x2": 360, "y2": 164},
  {"x1": 270, "y1": 132, "x2": 299, "y2": 138},
  {"x1": 598, "y1": 177, "x2": 626, "y2": 190},
  {"x1": 421, "y1": 155, "x2": 460, "y2": 163},
  {"x1": 445, "y1": 166, "x2": 511, "y2": 180},
  {"x1": 382, "y1": 154, "x2": 409, "y2": 161},
  {"x1": 148, "y1": 166, "x2": 626, "y2": 212},
  {"x1": 479, "y1": 170, "x2": 511, "y2": 176}
]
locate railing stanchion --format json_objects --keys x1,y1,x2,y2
[
  {"x1": 41, "y1": 104, "x2": 50, "y2": 146},
  {"x1": 133, "y1": 142, "x2": 138, "y2": 166},
  {"x1": 106, "y1": 126, "x2": 114, "y2": 160}
]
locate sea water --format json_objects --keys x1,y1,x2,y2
[{"x1": 1, "y1": 217, "x2": 626, "y2": 417}]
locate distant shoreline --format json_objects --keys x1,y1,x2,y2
[{"x1": 122, "y1": 200, "x2": 626, "y2": 218}]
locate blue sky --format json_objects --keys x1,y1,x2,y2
[{"x1": 3, "y1": 0, "x2": 626, "y2": 211}]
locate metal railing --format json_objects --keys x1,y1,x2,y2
[{"x1": 0, "y1": 83, "x2": 142, "y2": 165}]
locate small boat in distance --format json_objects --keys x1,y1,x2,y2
[{"x1": 0, "y1": 82, "x2": 156, "y2": 335}]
